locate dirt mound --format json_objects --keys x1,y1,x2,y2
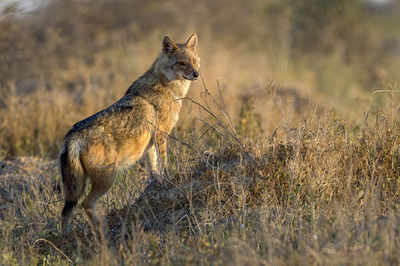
[{"x1": 35, "y1": 143, "x2": 293, "y2": 260}]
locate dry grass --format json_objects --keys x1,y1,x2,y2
[
  {"x1": 2, "y1": 0, "x2": 400, "y2": 264},
  {"x1": 2, "y1": 103, "x2": 400, "y2": 264}
]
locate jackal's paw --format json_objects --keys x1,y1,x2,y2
[{"x1": 147, "y1": 173, "x2": 162, "y2": 184}]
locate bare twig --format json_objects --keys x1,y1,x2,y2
[
  {"x1": 33, "y1": 238, "x2": 73, "y2": 263},
  {"x1": 371, "y1": 90, "x2": 400, "y2": 94},
  {"x1": 195, "y1": 117, "x2": 236, "y2": 145},
  {"x1": 179, "y1": 97, "x2": 241, "y2": 146},
  {"x1": 146, "y1": 120, "x2": 194, "y2": 150},
  {"x1": 216, "y1": 78, "x2": 238, "y2": 139}
]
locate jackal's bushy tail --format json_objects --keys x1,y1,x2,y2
[{"x1": 60, "y1": 138, "x2": 86, "y2": 226}]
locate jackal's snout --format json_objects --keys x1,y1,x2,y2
[{"x1": 183, "y1": 69, "x2": 199, "y2": 81}]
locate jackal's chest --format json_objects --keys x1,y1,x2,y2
[{"x1": 156, "y1": 98, "x2": 182, "y2": 132}]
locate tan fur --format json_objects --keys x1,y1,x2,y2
[{"x1": 60, "y1": 34, "x2": 200, "y2": 232}]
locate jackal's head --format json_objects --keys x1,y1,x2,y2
[{"x1": 156, "y1": 34, "x2": 200, "y2": 81}]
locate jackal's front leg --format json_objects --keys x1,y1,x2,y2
[
  {"x1": 145, "y1": 135, "x2": 168, "y2": 183},
  {"x1": 145, "y1": 145, "x2": 160, "y2": 183}
]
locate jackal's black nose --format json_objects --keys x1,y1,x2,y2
[{"x1": 193, "y1": 71, "x2": 199, "y2": 78}]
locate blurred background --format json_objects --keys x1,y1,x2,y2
[{"x1": 1, "y1": 0, "x2": 400, "y2": 158}]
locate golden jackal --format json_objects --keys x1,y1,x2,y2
[{"x1": 60, "y1": 34, "x2": 200, "y2": 232}]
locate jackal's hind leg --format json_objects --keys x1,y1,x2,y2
[
  {"x1": 81, "y1": 170, "x2": 117, "y2": 227},
  {"x1": 61, "y1": 200, "x2": 77, "y2": 233}
]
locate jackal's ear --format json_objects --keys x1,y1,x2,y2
[
  {"x1": 186, "y1": 33, "x2": 198, "y2": 50},
  {"x1": 162, "y1": 36, "x2": 177, "y2": 55}
]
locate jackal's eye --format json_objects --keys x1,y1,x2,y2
[{"x1": 177, "y1": 61, "x2": 186, "y2": 66}]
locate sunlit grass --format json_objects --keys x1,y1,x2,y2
[{"x1": 2, "y1": 0, "x2": 400, "y2": 264}]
